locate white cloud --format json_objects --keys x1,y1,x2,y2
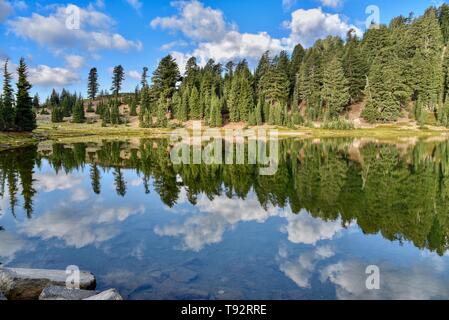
[
  {"x1": 171, "y1": 51, "x2": 190, "y2": 75},
  {"x1": 321, "y1": 260, "x2": 449, "y2": 300},
  {"x1": 192, "y1": 31, "x2": 288, "y2": 65},
  {"x1": 28, "y1": 65, "x2": 80, "y2": 87},
  {"x1": 282, "y1": 211, "x2": 343, "y2": 245},
  {"x1": 7, "y1": 4, "x2": 142, "y2": 54},
  {"x1": 0, "y1": 231, "x2": 26, "y2": 260},
  {"x1": 284, "y1": 7, "x2": 361, "y2": 47},
  {"x1": 128, "y1": 70, "x2": 141, "y2": 81},
  {"x1": 282, "y1": 0, "x2": 297, "y2": 11},
  {"x1": 155, "y1": 191, "x2": 282, "y2": 251},
  {"x1": 126, "y1": 0, "x2": 142, "y2": 11},
  {"x1": 160, "y1": 40, "x2": 189, "y2": 51},
  {"x1": 21, "y1": 202, "x2": 145, "y2": 248},
  {"x1": 279, "y1": 246, "x2": 335, "y2": 288},
  {"x1": 71, "y1": 188, "x2": 89, "y2": 202},
  {"x1": 35, "y1": 172, "x2": 82, "y2": 192},
  {"x1": 320, "y1": 0, "x2": 344, "y2": 9},
  {"x1": 151, "y1": 0, "x2": 228, "y2": 42},
  {"x1": 65, "y1": 54, "x2": 85, "y2": 69},
  {"x1": 0, "y1": 0, "x2": 13, "y2": 22},
  {"x1": 153, "y1": 1, "x2": 360, "y2": 68}
]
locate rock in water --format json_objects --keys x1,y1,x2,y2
[
  {"x1": 0, "y1": 292, "x2": 6, "y2": 300},
  {"x1": 0, "y1": 268, "x2": 96, "y2": 300},
  {"x1": 84, "y1": 289, "x2": 123, "y2": 300},
  {"x1": 39, "y1": 286, "x2": 98, "y2": 300}
]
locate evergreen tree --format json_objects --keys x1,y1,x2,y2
[
  {"x1": 189, "y1": 86, "x2": 201, "y2": 120},
  {"x1": 129, "y1": 98, "x2": 138, "y2": 116},
  {"x1": 72, "y1": 99, "x2": 85, "y2": 123},
  {"x1": 238, "y1": 76, "x2": 254, "y2": 121},
  {"x1": 141, "y1": 67, "x2": 149, "y2": 88},
  {"x1": 156, "y1": 96, "x2": 168, "y2": 127},
  {"x1": 255, "y1": 99, "x2": 263, "y2": 125},
  {"x1": 111, "y1": 65, "x2": 125, "y2": 96},
  {"x1": 87, "y1": 68, "x2": 99, "y2": 100},
  {"x1": 1, "y1": 59, "x2": 15, "y2": 131},
  {"x1": 179, "y1": 88, "x2": 189, "y2": 122},
  {"x1": 32, "y1": 94, "x2": 40, "y2": 109},
  {"x1": 290, "y1": 44, "x2": 305, "y2": 87},
  {"x1": 15, "y1": 58, "x2": 36, "y2": 131},
  {"x1": 322, "y1": 57, "x2": 351, "y2": 119},
  {"x1": 228, "y1": 76, "x2": 240, "y2": 122},
  {"x1": 343, "y1": 29, "x2": 369, "y2": 103},
  {"x1": 152, "y1": 55, "x2": 180, "y2": 101}
]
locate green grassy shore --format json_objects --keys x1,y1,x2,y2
[{"x1": 1, "y1": 121, "x2": 449, "y2": 151}]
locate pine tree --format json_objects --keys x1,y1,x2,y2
[
  {"x1": 1, "y1": 59, "x2": 15, "y2": 131},
  {"x1": 248, "y1": 111, "x2": 256, "y2": 126},
  {"x1": 438, "y1": 4, "x2": 449, "y2": 45},
  {"x1": 290, "y1": 44, "x2": 305, "y2": 88},
  {"x1": 139, "y1": 86, "x2": 152, "y2": 127},
  {"x1": 362, "y1": 51, "x2": 408, "y2": 123},
  {"x1": 87, "y1": 68, "x2": 99, "y2": 100},
  {"x1": 228, "y1": 76, "x2": 240, "y2": 122},
  {"x1": 141, "y1": 67, "x2": 149, "y2": 88},
  {"x1": 15, "y1": 58, "x2": 36, "y2": 132},
  {"x1": 156, "y1": 97, "x2": 168, "y2": 127},
  {"x1": 72, "y1": 98, "x2": 85, "y2": 123},
  {"x1": 111, "y1": 65, "x2": 125, "y2": 96},
  {"x1": 110, "y1": 99, "x2": 121, "y2": 125},
  {"x1": 322, "y1": 57, "x2": 351, "y2": 119},
  {"x1": 51, "y1": 103, "x2": 64, "y2": 123},
  {"x1": 32, "y1": 94, "x2": 40, "y2": 109},
  {"x1": 189, "y1": 86, "x2": 200, "y2": 120},
  {"x1": 179, "y1": 88, "x2": 189, "y2": 122},
  {"x1": 129, "y1": 98, "x2": 138, "y2": 116},
  {"x1": 152, "y1": 55, "x2": 180, "y2": 101},
  {"x1": 255, "y1": 99, "x2": 263, "y2": 125},
  {"x1": 238, "y1": 76, "x2": 254, "y2": 122},
  {"x1": 210, "y1": 94, "x2": 222, "y2": 127},
  {"x1": 343, "y1": 30, "x2": 368, "y2": 103}
]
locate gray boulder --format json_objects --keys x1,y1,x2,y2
[
  {"x1": 0, "y1": 292, "x2": 6, "y2": 300},
  {"x1": 39, "y1": 286, "x2": 98, "y2": 300},
  {"x1": 0, "y1": 268, "x2": 96, "y2": 300},
  {"x1": 84, "y1": 289, "x2": 123, "y2": 300}
]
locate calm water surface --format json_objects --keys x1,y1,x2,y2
[{"x1": 1, "y1": 137, "x2": 449, "y2": 300}]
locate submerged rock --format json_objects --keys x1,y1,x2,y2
[
  {"x1": 169, "y1": 268, "x2": 198, "y2": 283},
  {"x1": 0, "y1": 268, "x2": 96, "y2": 300},
  {"x1": 39, "y1": 286, "x2": 98, "y2": 300},
  {"x1": 84, "y1": 289, "x2": 123, "y2": 300}
]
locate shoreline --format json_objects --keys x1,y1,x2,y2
[{"x1": 1, "y1": 122, "x2": 449, "y2": 151}]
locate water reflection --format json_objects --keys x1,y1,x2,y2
[{"x1": 1, "y1": 138, "x2": 449, "y2": 299}]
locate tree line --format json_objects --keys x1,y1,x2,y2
[
  {"x1": 7, "y1": 4, "x2": 449, "y2": 130},
  {"x1": 75, "y1": 4, "x2": 449, "y2": 128},
  {"x1": 0, "y1": 58, "x2": 36, "y2": 132}
]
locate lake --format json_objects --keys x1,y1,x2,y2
[{"x1": 1, "y1": 137, "x2": 449, "y2": 300}]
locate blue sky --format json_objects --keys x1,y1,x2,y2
[{"x1": 0, "y1": 0, "x2": 444, "y2": 98}]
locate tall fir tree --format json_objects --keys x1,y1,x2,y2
[
  {"x1": 87, "y1": 68, "x2": 99, "y2": 101},
  {"x1": 111, "y1": 65, "x2": 125, "y2": 96},
  {"x1": 1, "y1": 60, "x2": 15, "y2": 131},
  {"x1": 15, "y1": 58, "x2": 36, "y2": 132},
  {"x1": 322, "y1": 57, "x2": 351, "y2": 119}
]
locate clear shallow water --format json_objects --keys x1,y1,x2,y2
[{"x1": 1, "y1": 138, "x2": 449, "y2": 299}]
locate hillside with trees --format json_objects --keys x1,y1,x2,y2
[{"x1": 4, "y1": 5, "x2": 449, "y2": 131}]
